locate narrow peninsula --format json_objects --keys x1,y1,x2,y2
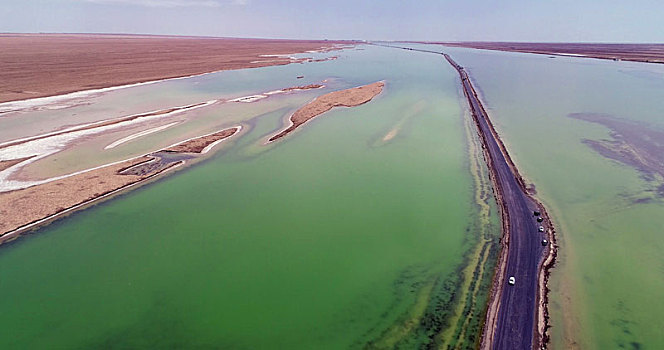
[{"x1": 268, "y1": 81, "x2": 385, "y2": 142}]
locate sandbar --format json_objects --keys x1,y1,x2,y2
[
  {"x1": 164, "y1": 127, "x2": 240, "y2": 154},
  {"x1": 268, "y1": 81, "x2": 385, "y2": 142}
]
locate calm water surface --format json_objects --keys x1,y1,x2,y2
[
  {"x1": 0, "y1": 46, "x2": 499, "y2": 348},
  {"x1": 425, "y1": 44, "x2": 664, "y2": 350}
]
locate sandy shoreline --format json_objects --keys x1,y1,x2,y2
[
  {"x1": 0, "y1": 126, "x2": 241, "y2": 245},
  {"x1": 0, "y1": 72, "x2": 218, "y2": 116},
  {"x1": 268, "y1": 81, "x2": 384, "y2": 142},
  {"x1": 0, "y1": 34, "x2": 353, "y2": 104},
  {"x1": 164, "y1": 126, "x2": 241, "y2": 153}
]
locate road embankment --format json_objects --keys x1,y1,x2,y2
[{"x1": 442, "y1": 53, "x2": 557, "y2": 350}]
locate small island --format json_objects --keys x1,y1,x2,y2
[{"x1": 268, "y1": 81, "x2": 384, "y2": 142}]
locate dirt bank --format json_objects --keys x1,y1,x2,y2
[
  {"x1": 268, "y1": 81, "x2": 384, "y2": 142},
  {"x1": 281, "y1": 84, "x2": 324, "y2": 92},
  {"x1": 164, "y1": 127, "x2": 240, "y2": 153},
  {"x1": 0, "y1": 156, "x2": 33, "y2": 172},
  {"x1": 0, "y1": 34, "x2": 352, "y2": 103},
  {"x1": 0, "y1": 156, "x2": 157, "y2": 243}
]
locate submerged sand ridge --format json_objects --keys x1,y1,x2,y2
[
  {"x1": 268, "y1": 81, "x2": 385, "y2": 142},
  {"x1": 570, "y1": 113, "x2": 664, "y2": 197}
]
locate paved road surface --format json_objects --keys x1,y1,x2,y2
[
  {"x1": 446, "y1": 53, "x2": 548, "y2": 350},
  {"x1": 372, "y1": 43, "x2": 548, "y2": 349}
]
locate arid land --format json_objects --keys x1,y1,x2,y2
[
  {"x1": 429, "y1": 42, "x2": 664, "y2": 64},
  {"x1": 0, "y1": 34, "x2": 351, "y2": 103},
  {"x1": 268, "y1": 81, "x2": 385, "y2": 142}
]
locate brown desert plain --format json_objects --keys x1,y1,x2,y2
[
  {"x1": 431, "y1": 42, "x2": 664, "y2": 64},
  {"x1": 0, "y1": 33, "x2": 351, "y2": 103}
]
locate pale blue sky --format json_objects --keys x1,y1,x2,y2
[{"x1": 1, "y1": 0, "x2": 663, "y2": 42}]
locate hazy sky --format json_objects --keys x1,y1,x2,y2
[{"x1": 1, "y1": 0, "x2": 663, "y2": 42}]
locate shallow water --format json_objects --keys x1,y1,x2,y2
[
  {"x1": 0, "y1": 46, "x2": 500, "y2": 348},
  {"x1": 417, "y1": 44, "x2": 664, "y2": 350}
]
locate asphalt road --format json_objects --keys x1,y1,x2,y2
[
  {"x1": 372, "y1": 43, "x2": 549, "y2": 349},
  {"x1": 443, "y1": 54, "x2": 547, "y2": 350}
]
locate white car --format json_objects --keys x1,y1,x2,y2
[
  {"x1": 508, "y1": 276, "x2": 516, "y2": 285},
  {"x1": 538, "y1": 226, "x2": 544, "y2": 232}
]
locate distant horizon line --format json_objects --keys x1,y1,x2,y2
[{"x1": 1, "y1": 32, "x2": 663, "y2": 45}]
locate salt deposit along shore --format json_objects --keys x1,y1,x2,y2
[
  {"x1": 0, "y1": 77, "x2": 353, "y2": 245},
  {"x1": 0, "y1": 77, "x2": 383, "y2": 245},
  {"x1": 0, "y1": 83, "x2": 327, "y2": 192}
]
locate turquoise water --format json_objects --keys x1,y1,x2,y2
[
  {"x1": 0, "y1": 46, "x2": 499, "y2": 348},
  {"x1": 419, "y1": 44, "x2": 664, "y2": 350}
]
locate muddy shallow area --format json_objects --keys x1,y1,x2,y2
[
  {"x1": 118, "y1": 152, "x2": 193, "y2": 177},
  {"x1": 569, "y1": 113, "x2": 664, "y2": 196}
]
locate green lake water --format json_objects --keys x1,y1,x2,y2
[
  {"x1": 420, "y1": 44, "x2": 664, "y2": 350},
  {"x1": 0, "y1": 46, "x2": 500, "y2": 348}
]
